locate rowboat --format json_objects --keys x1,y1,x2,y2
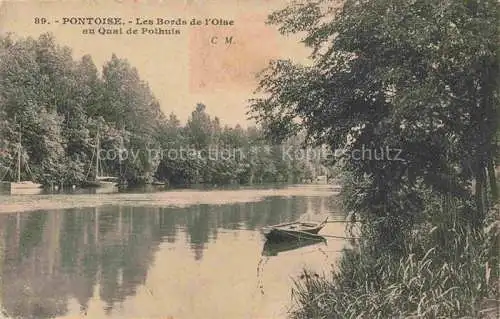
[
  {"x1": 260, "y1": 217, "x2": 328, "y2": 242},
  {"x1": 151, "y1": 181, "x2": 167, "y2": 186}
]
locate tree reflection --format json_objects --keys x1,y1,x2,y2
[{"x1": 0, "y1": 194, "x2": 334, "y2": 317}]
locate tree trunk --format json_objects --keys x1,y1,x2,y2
[
  {"x1": 487, "y1": 160, "x2": 498, "y2": 203},
  {"x1": 474, "y1": 166, "x2": 487, "y2": 226}
]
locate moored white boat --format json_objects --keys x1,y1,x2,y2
[
  {"x1": 0, "y1": 122, "x2": 44, "y2": 194},
  {"x1": 83, "y1": 129, "x2": 119, "y2": 188},
  {"x1": 0, "y1": 181, "x2": 43, "y2": 195},
  {"x1": 9, "y1": 181, "x2": 43, "y2": 189}
]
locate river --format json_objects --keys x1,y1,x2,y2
[{"x1": 0, "y1": 184, "x2": 347, "y2": 319}]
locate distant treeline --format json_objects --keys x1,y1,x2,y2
[{"x1": 0, "y1": 33, "x2": 325, "y2": 187}]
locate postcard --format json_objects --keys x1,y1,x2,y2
[{"x1": 0, "y1": 1, "x2": 497, "y2": 319}]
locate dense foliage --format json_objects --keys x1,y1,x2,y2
[
  {"x1": 155, "y1": 103, "x2": 326, "y2": 186},
  {"x1": 0, "y1": 33, "x2": 324, "y2": 187},
  {"x1": 249, "y1": 0, "x2": 499, "y2": 317}
]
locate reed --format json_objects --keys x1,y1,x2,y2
[{"x1": 289, "y1": 205, "x2": 499, "y2": 319}]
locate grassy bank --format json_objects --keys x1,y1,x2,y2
[{"x1": 289, "y1": 204, "x2": 499, "y2": 318}]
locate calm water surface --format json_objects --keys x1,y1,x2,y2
[{"x1": 0, "y1": 185, "x2": 347, "y2": 319}]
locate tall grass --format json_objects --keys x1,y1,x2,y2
[{"x1": 289, "y1": 204, "x2": 499, "y2": 319}]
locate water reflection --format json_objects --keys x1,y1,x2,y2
[
  {"x1": 261, "y1": 237, "x2": 327, "y2": 257},
  {"x1": 0, "y1": 192, "x2": 344, "y2": 319}
]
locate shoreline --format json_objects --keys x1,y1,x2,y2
[{"x1": 0, "y1": 184, "x2": 340, "y2": 214}]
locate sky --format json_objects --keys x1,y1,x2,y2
[{"x1": 0, "y1": 0, "x2": 311, "y2": 127}]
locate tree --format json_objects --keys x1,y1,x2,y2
[
  {"x1": 250, "y1": 0, "x2": 499, "y2": 246},
  {"x1": 101, "y1": 54, "x2": 163, "y2": 184},
  {"x1": 185, "y1": 103, "x2": 214, "y2": 149}
]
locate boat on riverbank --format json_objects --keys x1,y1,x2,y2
[
  {"x1": 83, "y1": 176, "x2": 119, "y2": 188},
  {"x1": 151, "y1": 180, "x2": 167, "y2": 186},
  {"x1": 0, "y1": 181, "x2": 44, "y2": 195},
  {"x1": 84, "y1": 129, "x2": 119, "y2": 189},
  {"x1": 260, "y1": 217, "x2": 328, "y2": 242},
  {"x1": 0, "y1": 121, "x2": 43, "y2": 194}
]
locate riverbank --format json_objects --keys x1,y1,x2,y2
[{"x1": 289, "y1": 203, "x2": 499, "y2": 318}]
